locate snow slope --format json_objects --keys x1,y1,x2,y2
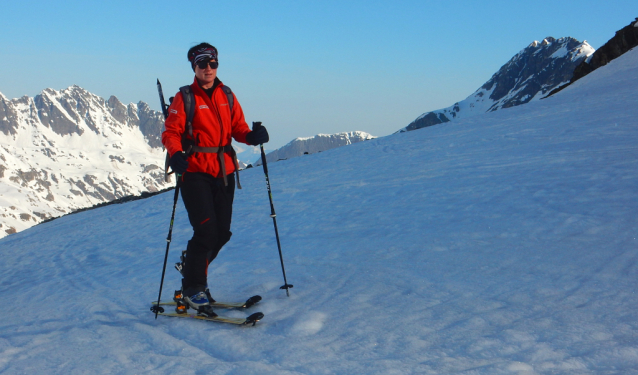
[{"x1": 0, "y1": 47, "x2": 637, "y2": 374}]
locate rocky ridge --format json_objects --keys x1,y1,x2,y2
[
  {"x1": 0, "y1": 86, "x2": 168, "y2": 238},
  {"x1": 548, "y1": 18, "x2": 638, "y2": 96},
  {"x1": 402, "y1": 37, "x2": 595, "y2": 132}
]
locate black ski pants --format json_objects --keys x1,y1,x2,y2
[{"x1": 180, "y1": 172, "x2": 235, "y2": 297}]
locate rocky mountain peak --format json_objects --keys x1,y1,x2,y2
[
  {"x1": 0, "y1": 85, "x2": 169, "y2": 238},
  {"x1": 402, "y1": 37, "x2": 594, "y2": 132}
]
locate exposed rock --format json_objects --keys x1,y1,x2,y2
[
  {"x1": 137, "y1": 101, "x2": 164, "y2": 149},
  {"x1": 403, "y1": 37, "x2": 594, "y2": 132},
  {"x1": 548, "y1": 18, "x2": 638, "y2": 96},
  {"x1": 0, "y1": 95, "x2": 19, "y2": 136}
]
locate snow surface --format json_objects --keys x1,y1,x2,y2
[{"x1": 0, "y1": 48, "x2": 638, "y2": 374}]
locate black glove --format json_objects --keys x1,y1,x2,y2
[
  {"x1": 246, "y1": 122, "x2": 269, "y2": 145},
  {"x1": 169, "y1": 151, "x2": 189, "y2": 174}
]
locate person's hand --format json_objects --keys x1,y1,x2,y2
[
  {"x1": 246, "y1": 122, "x2": 269, "y2": 145},
  {"x1": 169, "y1": 151, "x2": 189, "y2": 174}
]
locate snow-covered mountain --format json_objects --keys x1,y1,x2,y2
[
  {"x1": 0, "y1": 45, "x2": 637, "y2": 374},
  {"x1": 402, "y1": 37, "x2": 595, "y2": 132},
  {"x1": 255, "y1": 131, "x2": 376, "y2": 165},
  {"x1": 0, "y1": 85, "x2": 170, "y2": 238},
  {"x1": 0, "y1": 84, "x2": 357, "y2": 239}
]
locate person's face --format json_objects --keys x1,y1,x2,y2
[{"x1": 194, "y1": 59, "x2": 218, "y2": 88}]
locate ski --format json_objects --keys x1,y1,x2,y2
[
  {"x1": 157, "y1": 311, "x2": 264, "y2": 326},
  {"x1": 151, "y1": 295, "x2": 262, "y2": 309}
]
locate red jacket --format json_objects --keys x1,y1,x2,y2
[{"x1": 161, "y1": 77, "x2": 251, "y2": 177}]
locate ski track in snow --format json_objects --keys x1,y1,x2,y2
[{"x1": 1, "y1": 49, "x2": 638, "y2": 374}]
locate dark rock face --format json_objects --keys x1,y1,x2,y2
[
  {"x1": 484, "y1": 37, "x2": 588, "y2": 108},
  {"x1": 35, "y1": 91, "x2": 84, "y2": 136},
  {"x1": 404, "y1": 37, "x2": 594, "y2": 132},
  {"x1": 107, "y1": 96, "x2": 128, "y2": 124},
  {"x1": 137, "y1": 101, "x2": 164, "y2": 149},
  {"x1": 548, "y1": 18, "x2": 638, "y2": 96},
  {"x1": 404, "y1": 112, "x2": 450, "y2": 132},
  {"x1": 0, "y1": 96, "x2": 19, "y2": 136}
]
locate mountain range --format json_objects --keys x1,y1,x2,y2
[
  {"x1": 0, "y1": 86, "x2": 371, "y2": 239},
  {"x1": 255, "y1": 131, "x2": 376, "y2": 165},
  {"x1": 0, "y1": 30, "x2": 623, "y2": 239},
  {"x1": 401, "y1": 36, "x2": 595, "y2": 132},
  {"x1": 0, "y1": 85, "x2": 169, "y2": 238}
]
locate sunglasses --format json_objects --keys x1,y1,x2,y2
[{"x1": 196, "y1": 60, "x2": 219, "y2": 70}]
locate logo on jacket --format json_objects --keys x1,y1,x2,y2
[
  {"x1": 199, "y1": 105, "x2": 209, "y2": 109},
  {"x1": 170, "y1": 109, "x2": 178, "y2": 114}
]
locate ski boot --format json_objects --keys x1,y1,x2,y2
[{"x1": 185, "y1": 291, "x2": 218, "y2": 318}]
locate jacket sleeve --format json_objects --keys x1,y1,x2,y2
[
  {"x1": 229, "y1": 93, "x2": 252, "y2": 144},
  {"x1": 161, "y1": 92, "x2": 186, "y2": 157}
]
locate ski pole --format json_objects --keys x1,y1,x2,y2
[
  {"x1": 254, "y1": 121, "x2": 293, "y2": 296},
  {"x1": 151, "y1": 78, "x2": 177, "y2": 318},
  {"x1": 151, "y1": 178, "x2": 181, "y2": 318}
]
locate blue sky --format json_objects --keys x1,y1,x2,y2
[{"x1": 1, "y1": 1, "x2": 636, "y2": 148}]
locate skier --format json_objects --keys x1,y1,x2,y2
[{"x1": 161, "y1": 43, "x2": 269, "y2": 317}]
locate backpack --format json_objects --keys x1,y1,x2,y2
[
  {"x1": 177, "y1": 84, "x2": 234, "y2": 155},
  {"x1": 164, "y1": 84, "x2": 241, "y2": 189}
]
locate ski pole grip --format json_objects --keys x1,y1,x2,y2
[{"x1": 252, "y1": 121, "x2": 262, "y2": 132}]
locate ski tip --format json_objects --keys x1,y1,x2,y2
[
  {"x1": 243, "y1": 295, "x2": 262, "y2": 308},
  {"x1": 244, "y1": 312, "x2": 264, "y2": 326}
]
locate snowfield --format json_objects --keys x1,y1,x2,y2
[{"x1": 0, "y1": 48, "x2": 637, "y2": 374}]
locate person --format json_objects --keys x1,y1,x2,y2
[{"x1": 161, "y1": 42, "x2": 269, "y2": 317}]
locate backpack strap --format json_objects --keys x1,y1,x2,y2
[
  {"x1": 219, "y1": 85, "x2": 241, "y2": 188},
  {"x1": 179, "y1": 85, "x2": 196, "y2": 155},
  {"x1": 164, "y1": 86, "x2": 196, "y2": 182},
  {"x1": 221, "y1": 85, "x2": 234, "y2": 112}
]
